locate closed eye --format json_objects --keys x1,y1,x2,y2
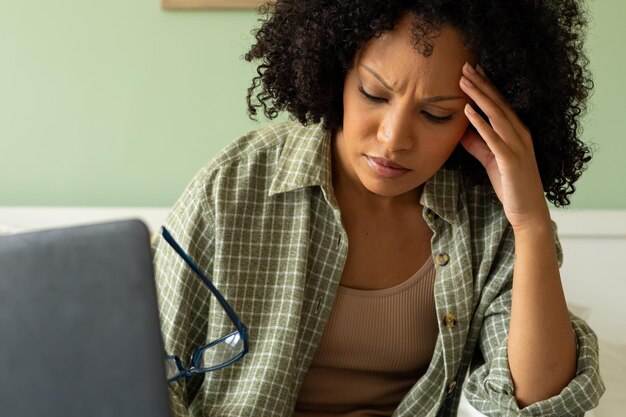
[
  {"x1": 358, "y1": 85, "x2": 386, "y2": 103},
  {"x1": 423, "y1": 112, "x2": 454, "y2": 124},
  {"x1": 358, "y1": 85, "x2": 454, "y2": 124}
]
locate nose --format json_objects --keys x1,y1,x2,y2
[{"x1": 377, "y1": 107, "x2": 415, "y2": 152}]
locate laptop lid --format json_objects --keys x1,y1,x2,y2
[{"x1": 0, "y1": 220, "x2": 172, "y2": 417}]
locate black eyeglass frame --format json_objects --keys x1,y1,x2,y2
[{"x1": 161, "y1": 226, "x2": 249, "y2": 383}]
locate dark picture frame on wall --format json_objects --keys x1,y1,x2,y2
[{"x1": 162, "y1": 0, "x2": 267, "y2": 9}]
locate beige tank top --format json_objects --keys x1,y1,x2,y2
[{"x1": 294, "y1": 258, "x2": 439, "y2": 417}]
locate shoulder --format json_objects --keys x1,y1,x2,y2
[
  {"x1": 160, "y1": 122, "x2": 310, "y2": 256},
  {"x1": 182, "y1": 120, "x2": 335, "y2": 218},
  {"x1": 188, "y1": 121, "x2": 304, "y2": 196},
  {"x1": 210, "y1": 121, "x2": 300, "y2": 167}
]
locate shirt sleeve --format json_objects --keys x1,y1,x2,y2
[
  {"x1": 152, "y1": 173, "x2": 216, "y2": 417},
  {"x1": 463, "y1": 221, "x2": 605, "y2": 416}
]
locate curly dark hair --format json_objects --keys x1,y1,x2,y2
[{"x1": 244, "y1": 0, "x2": 593, "y2": 206}]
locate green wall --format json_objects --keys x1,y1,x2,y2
[{"x1": 1, "y1": 0, "x2": 624, "y2": 208}]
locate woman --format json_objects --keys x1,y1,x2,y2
[{"x1": 153, "y1": 0, "x2": 604, "y2": 415}]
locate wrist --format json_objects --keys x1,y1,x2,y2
[
  {"x1": 510, "y1": 199, "x2": 552, "y2": 236},
  {"x1": 511, "y1": 214, "x2": 553, "y2": 238},
  {"x1": 512, "y1": 218, "x2": 560, "y2": 274}
]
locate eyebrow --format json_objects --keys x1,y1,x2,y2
[
  {"x1": 423, "y1": 95, "x2": 465, "y2": 103},
  {"x1": 360, "y1": 64, "x2": 465, "y2": 103},
  {"x1": 361, "y1": 64, "x2": 395, "y2": 91}
]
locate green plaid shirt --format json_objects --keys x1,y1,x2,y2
[{"x1": 153, "y1": 121, "x2": 604, "y2": 417}]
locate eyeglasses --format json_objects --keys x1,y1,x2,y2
[{"x1": 160, "y1": 227, "x2": 249, "y2": 383}]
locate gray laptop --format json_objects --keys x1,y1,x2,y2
[{"x1": 0, "y1": 220, "x2": 172, "y2": 417}]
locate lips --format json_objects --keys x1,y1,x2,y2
[
  {"x1": 365, "y1": 155, "x2": 411, "y2": 179},
  {"x1": 367, "y1": 156, "x2": 409, "y2": 170}
]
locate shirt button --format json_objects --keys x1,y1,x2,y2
[
  {"x1": 435, "y1": 253, "x2": 450, "y2": 266},
  {"x1": 447, "y1": 379, "x2": 457, "y2": 395},
  {"x1": 444, "y1": 313, "x2": 458, "y2": 329},
  {"x1": 426, "y1": 208, "x2": 436, "y2": 221}
]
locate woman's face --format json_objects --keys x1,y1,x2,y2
[{"x1": 334, "y1": 14, "x2": 474, "y2": 200}]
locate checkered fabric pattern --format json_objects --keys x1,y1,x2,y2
[{"x1": 153, "y1": 121, "x2": 604, "y2": 417}]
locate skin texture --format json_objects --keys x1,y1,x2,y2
[
  {"x1": 333, "y1": 13, "x2": 576, "y2": 408},
  {"x1": 333, "y1": 17, "x2": 472, "y2": 205}
]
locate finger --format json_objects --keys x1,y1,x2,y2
[
  {"x1": 462, "y1": 63, "x2": 530, "y2": 141},
  {"x1": 463, "y1": 63, "x2": 514, "y2": 119},
  {"x1": 460, "y1": 128, "x2": 494, "y2": 169},
  {"x1": 460, "y1": 75, "x2": 522, "y2": 150},
  {"x1": 464, "y1": 103, "x2": 512, "y2": 159}
]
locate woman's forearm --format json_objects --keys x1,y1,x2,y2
[{"x1": 507, "y1": 217, "x2": 577, "y2": 408}]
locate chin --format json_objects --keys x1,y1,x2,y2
[{"x1": 362, "y1": 178, "x2": 417, "y2": 198}]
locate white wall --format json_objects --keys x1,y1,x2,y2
[{"x1": 552, "y1": 211, "x2": 626, "y2": 345}]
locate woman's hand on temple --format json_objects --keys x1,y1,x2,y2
[{"x1": 459, "y1": 62, "x2": 551, "y2": 233}]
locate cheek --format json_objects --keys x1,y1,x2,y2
[
  {"x1": 343, "y1": 98, "x2": 379, "y2": 142},
  {"x1": 441, "y1": 119, "x2": 470, "y2": 147},
  {"x1": 422, "y1": 121, "x2": 469, "y2": 158}
]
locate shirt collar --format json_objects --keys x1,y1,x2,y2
[
  {"x1": 268, "y1": 122, "x2": 334, "y2": 198},
  {"x1": 269, "y1": 121, "x2": 461, "y2": 224}
]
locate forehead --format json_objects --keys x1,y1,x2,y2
[{"x1": 356, "y1": 14, "x2": 472, "y2": 90}]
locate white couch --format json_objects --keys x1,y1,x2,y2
[{"x1": 1, "y1": 207, "x2": 624, "y2": 416}]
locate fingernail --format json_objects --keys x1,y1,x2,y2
[
  {"x1": 464, "y1": 62, "x2": 477, "y2": 75},
  {"x1": 461, "y1": 76, "x2": 474, "y2": 88},
  {"x1": 464, "y1": 103, "x2": 476, "y2": 114},
  {"x1": 476, "y1": 64, "x2": 486, "y2": 77}
]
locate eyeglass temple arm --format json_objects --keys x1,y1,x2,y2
[{"x1": 160, "y1": 227, "x2": 244, "y2": 330}]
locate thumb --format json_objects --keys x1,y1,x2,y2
[{"x1": 460, "y1": 128, "x2": 493, "y2": 168}]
